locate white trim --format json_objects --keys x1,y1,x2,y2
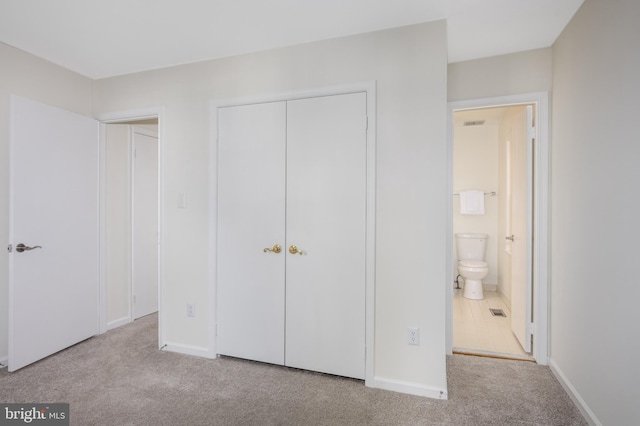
[
  {"x1": 209, "y1": 81, "x2": 377, "y2": 381},
  {"x1": 162, "y1": 342, "x2": 211, "y2": 359},
  {"x1": 0, "y1": 356, "x2": 7, "y2": 368},
  {"x1": 107, "y1": 316, "x2": 132, "y2": 331},
  {"x1": 97, "y1": 107, "x2": 165, "y2": 351},
  {"x1": 549, "y1": 359, "x2": 601, "y2": 426},
  {"x1": 98, "y1": 107, "x2": 162, "y2": 123},
  {"x1": 446, "y1": 92, "x2": 550, "y2": 365},
  {"x1": 371, "y1": 376, "x2": 448, "y2": 400},
  {"x1": 482, "y1": 283, "x2": 497, "y2": 292},
  {"x1": 210, "y1": 82, "x2": 376, "y2": 110},
  {"x1": 364, "y1": 83, "x2": 377, "y2": 388},
  {"x1": 208, "y1": 106, "x2": 218, "y2": 359},
  {"x1": 128, "y1": 126, "x2": 135, "y2": 324},
  {"x1": 98, "y1": 123, "x2": 108, "y2": 335}
]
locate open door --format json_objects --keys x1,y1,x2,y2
[
  {"x1": 510, "y1": 105, "x2": 534, "y2": 353},
  {"x1": 132, "y1": 127, "x2": 159, "y2": 319},
  {"x1": 9, "y1": 96, "x2": 99, "y2": 371}
]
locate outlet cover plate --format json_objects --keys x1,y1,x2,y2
[{"x1": 408, "y1": 327, "x2": 419, "y2": 345}]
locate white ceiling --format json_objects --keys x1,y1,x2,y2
[{"x1": 0, "y1": 0, "x2": 584, "y2": 79}]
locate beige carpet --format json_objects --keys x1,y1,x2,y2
[{"x1": 0, "y1": 314, "x2": 587, "y2": 425}]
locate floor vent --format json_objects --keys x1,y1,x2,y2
[{"x1": 490, "y1": 309, "x2": 506, "y2": 317}]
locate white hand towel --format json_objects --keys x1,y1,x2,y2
[{"x1": 460, "y1": 190, "x2": 485, "y2": 215}]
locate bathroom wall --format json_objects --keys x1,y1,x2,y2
[{"x1": 452, "y1": 121, "x2": 499, "y2": 287}]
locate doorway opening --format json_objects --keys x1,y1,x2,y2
[
  {"x1": 446, "y1": 93, "x2": 550, "y2": 365},
  {"x1": 101, "y1": 116, "x2": 161, "y2": 346}
]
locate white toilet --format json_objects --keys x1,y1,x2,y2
[{"x1": 455, "y1": 233, "x2": 489, "y2": 300}]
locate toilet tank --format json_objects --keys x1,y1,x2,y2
[{"x1": 455, "y1": 233, "x2": 488, "y2": 261}]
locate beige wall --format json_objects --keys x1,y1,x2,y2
[
  {"x1": 448, "y1": 48, "x2": 553, "y2": 102},
  {"x1": 93, "y1": 22, "x2": 449, "y2": 393},
  {"x1": 551, "y1": 0, "x2": 640, "y2": 424},
  {"x1": 0, "y1": 42, "x2": 93, "y2": 362},
  {"x1": 453, "y1": 123, "x2": 500, "y2": 285}
]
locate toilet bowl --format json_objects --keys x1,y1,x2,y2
[
  {"x1": 455, "y1": 233, "x2": 489, "y2": 300},
  {"x1": 458, "y1": 260, "x2": 489, "y2": 300}
]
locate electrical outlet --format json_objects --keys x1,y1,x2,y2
[
  {"x1": 187, "y1": 303, "x2": 195, "y2": 317},
  {"x1": 408, "y1": 327, "x2": 419, "y2": 346}
]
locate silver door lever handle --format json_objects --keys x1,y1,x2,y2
[{"x1": 15, "y1": 243, "x2": 42, "y2": 253}]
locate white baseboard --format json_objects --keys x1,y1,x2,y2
[
  {"x1": 459, "y1": 282, "x2": 497, "y2": 292},
  {"x1": 161, "y1": 342, "x2": 212, "y2": 359},
  {"x1": 483, "y1": 283, "x2": 497, "y2": 292},
  {"x1": 107, "y1": 316, "x2": 132, "y2": 331},
  {"x1": 0, "y1": 355, "x2": 7, "y2": 369},
  {"x1": 549, "y1": 359, "x2": 601, "y2": 426},
  {"x1": 371, "y1": 376, "x2": 448, "y2": 400}
]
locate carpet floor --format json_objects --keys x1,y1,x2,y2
[{"x1": 0, "y1": 314, "x2": 587, "y2": 425}]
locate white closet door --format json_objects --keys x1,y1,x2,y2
[
  {"x1": 217, "y1": 102, "x2": 287, "y2": 365},
  {"x1": 285, "y1": 93, "x2": 367, "y2": 379}
]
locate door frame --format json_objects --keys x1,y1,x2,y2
[
  {"x1": 446, "y1": 92, "x2": 550, "y2": 364},
  {"x1": 97, "y1": 107, "x2": 164, "y2": 350},
  {"x1": 209, "y1": 81, "x2": 377, "y2": 385}
]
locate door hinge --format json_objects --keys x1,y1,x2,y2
[
  {"x1": 527, "y1": 322, "x2": 535, "y2": 335},
  {"x1": 528, "y1": 124, "x2": 536, "y2": 142}
]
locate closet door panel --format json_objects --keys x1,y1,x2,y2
[
  {"x1": 217, "y1": 102, "x2": 286, "y2": 365},
  {"x1": 285, "y1": 93, "x2": 367, "y2": 379}
]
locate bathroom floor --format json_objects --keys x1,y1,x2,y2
[{"x1": 453, "y1": 288, "x2": 533, "y2": 360}]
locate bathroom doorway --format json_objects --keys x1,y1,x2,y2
[
  {"x1": 103, "y1": 117, "x2": 161, "y2": 337},
  {"x1": 446, "y1": 93, "x2": 550, "y2": 364}
]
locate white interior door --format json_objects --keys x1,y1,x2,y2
[
  {"x1": 510, "y1": 106, "x2": 533, "y2": 353},
  {"x1": 285, "y1": 93, "x2": 367, "y2": 379},
  {"x1": 216, "y1": 102, "x2": 287, "y2": 365},
  {"x1": 9, "y1": 96, "x2": 99, "y2": 371},
  {"x1": 132, "y1": 128, "x2": 159, "y2": 319}
]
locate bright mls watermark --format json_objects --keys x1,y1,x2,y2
[{"x1": 0, "y1": 404, "x2": 68, "y2": 425}]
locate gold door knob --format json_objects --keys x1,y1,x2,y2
[
  {"x1": 263, "y1": 244, "x2": 282, "y2": 254},
  {"x1": 289, "y1": 245, "x2": 304, "y2": 255}
]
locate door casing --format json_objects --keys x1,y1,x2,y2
[
  {"x1": 209, "y1": 82, "x2": 377, "y2": 385},
  {"x1": 446, "y1": 92, "x2": 550, "y2": 365}
]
